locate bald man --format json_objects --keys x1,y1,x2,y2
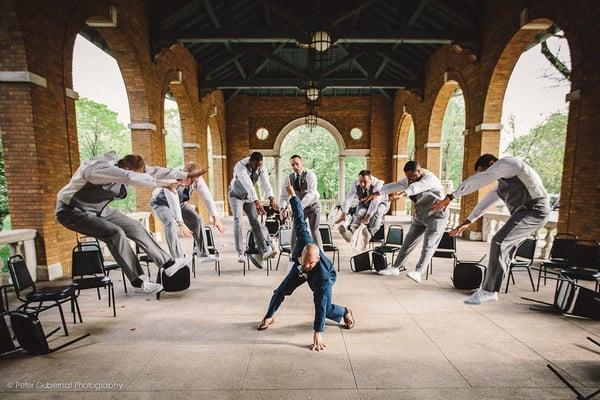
[{"x1": 258, "y1": 182, "x2": 354, "y2": 351}]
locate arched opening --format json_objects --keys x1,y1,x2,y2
[
  {"x1": 273, "y1": 117, "x2": 362, "y2": 211},
  {"x1": 485, "y1": 19, "x2": 571, "y2": 224},
  {"x1": 163, "y1": 93, "x2": 184, "y2": 168},
  {"x1": 392, "y1": 112, "x2": 416, "y2": 215},
  {"x1": 429, "y1": 81, "x2": 466, "y2": 195},
  {"x1": 207, "y1": 111, "x2": 227, "y2": 216},
  {"x1": 72, "y1": 33, "x2": 134, "y2": 211}
]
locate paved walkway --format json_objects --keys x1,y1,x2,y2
[{"x1": 1, "y1": 216, "x2": 598, "y2": 399}]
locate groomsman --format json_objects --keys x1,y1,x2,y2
[
  {"x1": 56, "y1": 152, "x2": 197, "y2": 294},
  {"x1": 229, "y1": 152, "x2": 278, "y2": 266},
  {"x1": 151, "y1": 161, "x2": 225, "y2": 262},
  {"x1": 279, "y1": 155, "x2": 323, "y2": 248},
  {"x1": 432, "y1": 154, "x2": 550, "y2": 304},
  {"x1": 336, "y1": 170, "x2": 389, "y2": 250},
  {"x1": 375, "y1": 161, "x2": 448, "y2": 283}
]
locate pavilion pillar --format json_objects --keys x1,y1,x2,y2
[
  {"x1": 392, "y1": 154, "x2": 409, "y2": 215},
  {"x1": 338, "y1": 155, "x2": 346, "y2": 203}
]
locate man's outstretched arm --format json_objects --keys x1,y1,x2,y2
[{"x1": 290, "y1": 195, "x2": 314, "y2": 253}]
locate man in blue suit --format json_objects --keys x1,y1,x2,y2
[{"x1": 258, "y1": 181, "x2": 355, "y2": 351}]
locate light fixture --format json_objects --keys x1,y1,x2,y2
[
  {"x1": 304, "y1": 112, "x2": 317, "y2": 129},
  {"x1": 311, "y1": 30, "x2": 331, "y2": 52},
  {"x1": 306, "y1": 86, "x2": 320, "y2": 101}
]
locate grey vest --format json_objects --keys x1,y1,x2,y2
[
  {"x1": 356, "y1": 183, "x2": 375, "y2": 208},
  {"x1": 229, "y1": 165, "x2": 260, "y2": 200},
  {"x1": 61, "y1": 182, "x2": 127, "y2": 215},
  {"x1": 410, "y1": 190, "x2": 447, "y2": 221},
  {"x1": 497, "y1": 176, "x2": 547, "y2": 215},
  {"x1": 151, "y1": 186, "x2": 192, "y2": 209},
  {"x1": 289, "y1": 171, "x2": 309, "y2": 200}
]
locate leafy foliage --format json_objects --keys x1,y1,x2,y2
[
  {"x1": 75, "y1": 98, "x2": 136, "y2": 212},
  {"x1": 0, "y1": 140, "x2": 10, "y2": 230},
  {"x1": 505, "y1": 112, "x2": 567, "y2": 194},
  {"x1": 164, "y1": 107, "x2": 184, "y2": 168},
  {"x1": 440, "y1": 89, "x2": 465, "y2": 191}
]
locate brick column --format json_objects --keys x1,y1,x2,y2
[
  {"x1": 129, "y1": 123, "x2": 164, "y2": 212},
  {"x1": 460, "y1": 124, "x2": 501, "y2": 238},
  {"x1": 391, "y1": 154, "x2": 409, "y2": 215}
]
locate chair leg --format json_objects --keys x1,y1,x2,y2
[
  {"x1": 192, "y1": 257, "x2": 196, "y2": 278},
  {"x1": 56, "y1": 302, "x2": 69, "y2": 336},
  {"x1": 121, "y1": 269, "x2": 128, "y2": 294},
  {"x1": 526, "y1": 266, "x2": 536, "y2": 291},
  {"x1": 111, "y1": 284, "x2": 116, "y2": 317},
  {"x1": 146, "y1": 263, "x2": 151, "y2": 278},
  {"x1": 96, "y1": 287, "x2": 101, "y2": 300},
  {"x1": 536, "y1": 266, "x2": 544, "y2": 292},
  {"x1": 74, "y1": 297, "x2": 82, "y2": 323},
  {"x1": 71, "y1": 298, "x2": 76, "y2": 324},
  {"x1": 505, "y1": 269, "x2": 512, "y2": 293},
  {"x1": 276, "y1": 253, "x2": 282, "y2": 271}
]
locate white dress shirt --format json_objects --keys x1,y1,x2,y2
[
  {"x1": 152, "y1": 176, "x2": 218, "y2": 223},
  {"x1": 451, "y1": 157, "x2": 547, "y2": 222},
  {"x1": 341, "y1": 176, "x2": 385, "y2": 215},
  {"x1": 379, "y1": 169, "x2": 443, "y2": 198},
  {"x1": 231, "y1": 157, "x2": 274, "y2": 202},
  {"x1": 279, "y1": 169, "x2": 320, "y2": 209}
]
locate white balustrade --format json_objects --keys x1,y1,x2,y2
[{"x1": 0, "y1": 229, "x2": 37, "y2": 284}]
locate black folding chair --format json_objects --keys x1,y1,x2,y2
[
  {"x1": 368, "y1": 223, "x2": 386, "y2": 248},
  {"x1": 426, "y1": 231, "x2": 457, "y2": 280},
  {"x1": 560, "y1": 240, "x2": 600, "y2": 292},
  {"x1": 537, "y1": 233, "x2": 577, "y2": 290},
  {"x1": 244, "y1": 230, "x2": 271, "y2": 275},
  {"x1": 350, "y1": 251, "x2": 373, "y2": 273},
  {"x1": 7, "y1": 255, "x2": 80, "y2": 336},
  {"x1": 319, "y1": 225, "x2": 340, "y2": 271},
  {"x1": 0, "y1": 311, "x2": 89, "y2": 357},
  {"x1": 374, "y1": 225, "x2": 404, "y2": 265},
  {"x1": 505, "y1": 237, "x2": 537, "y2": 293},
  {"x1": 265, "y1": 218, "x2": 281, "y2": 238},
  {"x1": 79, "y1": 239, "x2": 129, "y2": 294},
  {"x1": 71, "y1": 243, "x2": 116, "y2": 317},
  {"x1": 275, "y1": 227, "x2": 292, "y2": 271},
  {"x1": 192, "y1": 226, "x2": 221, "y2": 277}
]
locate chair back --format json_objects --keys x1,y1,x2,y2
[
  {"x1": 372, "y1": 251, "x2": 387, "y2": 271},
  {"x1": 204, "y1": 226, "x2": 216, "y2": 249},
  {"x1": 514, "y1": 238, "x2": 537, "y2": 261},
  {"x1": 550, "y1": 233, "x2": 577, "y2": 261},
  {"x1": 319, "y1": 225, "x2": 334, "y2": 246},
  {"x1": 279, "y1": 227, "x2": 292, "y2": 249},
  {"x1": 385, "y1": 225, "x2": 404, "y2": 246},
  {"x1": 265, "y1": 218, "x2": 280, "y2": 237},
  {"x1": 370, "y1": 224, "x2": 385, "y2": 243},
  {"x1": 7, "y1": 255, "x2": 35, "y2": 296},
  {"x1": 438, "y1": 231, "x2": 457, "y2": 251},
  {"x1": 72, "y1": 244, "x2": 106, "y2": 277},
  {"x1": 246, "y1": 230, "x2": 259, "y2": 254},
  {"x1": 572, "y1": 241, "x2": 600, "y2": 270},
  {"x1": 350, "y1": 251, "x2": 372, "y2": 272},
  {"x1": 9, "y1": 312, "x2": 50, "y2": 355}
]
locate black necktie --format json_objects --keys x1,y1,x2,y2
[{"x1": 294, "y1": 173, "x2": 301, "y2": 189}]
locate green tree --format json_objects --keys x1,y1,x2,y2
[
  {"x1": 506, "y1": 112, "x2": 567, "y2": 194},
  {"x1": 164, "y1": 107, "x2": 184, "y2": 168},
  {"x1": 75, "y1": 98, "x2": 135, "y2": 212},
  {"x1": 0, "y1": 140, "x2": 10, "y2": 230},
  {"x1": 440, "y1": 89, "x2": 465, "y2": 190},
  {"x1": 280, "y1": 125, "x2": 340, "y2": 199}
]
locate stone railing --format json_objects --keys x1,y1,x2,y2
[
  {"x1": 126, "y1": 211, "x2": 151, "y2": 231},
  {"x1": 482, "y1": 210, "x2": 558, "y2": 258},
  {"x1": 0, "y1": 229, "x2": 37, "y2": 284},
  {"x1": 214, "y1": 200, "x2": 226, "y2": 217},
  {"x1": 448, "y1": 204, "x2": 461, "y2": 228},
  {"x1": 320, "y1": 199, "x2": 339, "y2": 216}
]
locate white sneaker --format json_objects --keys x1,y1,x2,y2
[
  {"x1": 140, "y1": 280, "x2": 163, "y2": 294},
  {"x1": 407, "y1": 270, "x2": 422, "y2": 284},
  {"x1": 237, "y1": 254, "x2": 245, "y2": 263},
  {"x1": 352, "y1": 226, "x2": 369, "y2": 251},
  {"x1": 464, "y1": 289, "x2": 498, "y2": 305},
  {"x1": 378, "y1": 266, "x2": 400, "y2": 276},
  {"x1": 198, "y1": 254, "x2": 220, "y2": 263},
  {"x1": 261, "y1": 245, "x2": 277, "y2": 260},
  {"x1": 338, "y1": 225, "x2": 352, "y2": 243},
  {"x1": 164, "y1": 255, "x2": 192, "y2": 277}
]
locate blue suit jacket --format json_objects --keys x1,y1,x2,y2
[{"x1": 289, "y1": 195, "x2": 336, "y2": 332}]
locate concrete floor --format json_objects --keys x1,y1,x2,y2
[{"x1": 1, "y1": 215, "x2": 599, "y2": 399}]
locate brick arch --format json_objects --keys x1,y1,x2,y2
[
  {"x1": 391, "y1": 110, "x2": 416, "y2": 215},
  {"x1": 426, "y1": 71, "x2": 468, "y2": 177},
  {"x1": 206, "y1": 103, "x2": 228, "y2": 210}
]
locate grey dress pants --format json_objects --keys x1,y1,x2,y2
[{"x1": 153, "y1": 203, "x2": 209, "y2": 259}]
